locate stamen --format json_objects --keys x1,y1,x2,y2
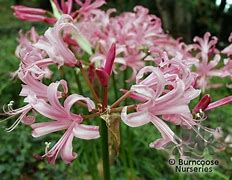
[
  {"x1": 5, "y1": 115, "x2": 22, "y2": 132},
  {"x1": 45, "y1": 142, "x2": 51, "y2": 154},
  {"x1": 180, "y1": 116, "x2": 209, "y2": 143},
  {"x1": 193, "y1": 110, "x2": 207, "y2": 122}
]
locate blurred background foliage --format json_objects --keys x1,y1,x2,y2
[{"x1": 0, "y1": 0, "x2": 232, "y2": 179}]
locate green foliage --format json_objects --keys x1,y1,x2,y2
[{"x1": 0, "y1": 0, "x2": 231, "y2": 179}]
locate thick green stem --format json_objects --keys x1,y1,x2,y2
[
  {"x1": 100, "y1": 86, "x2": 110, "y2": 180},
  {"x1": 100, "y1": 119, "x2": 110, "y2": 180}
]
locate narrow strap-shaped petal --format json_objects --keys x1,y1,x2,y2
[
  {"x1": 64, "y1": 94, "x2": 95, "y2": 113},
  {"x1": 131, "y1": 85, "x2": 156, "y2": 100},
  {"x1": 73, "y1": 124, "x2": 100, "y2": 139},
  {"x1": 135, "y1": 66, "x2": 165, "y2": 98},
  {"x1": 154, "y1": 104, "x2": 190, "y2": 115},
  {"x1": 19, "y1": 73, "x2": 48, "y2": 97},
  {"x1": 47, "y1": 80, "x2": 67, "y2": 112},
  {"x1": 44, "y1": 123, "x2": 75, "y2": 164},
  {"x1": 121, "y1": 106, "x2": 151, "y2": 127},
  {"x1": 205, "y1": 95, "x2": 232, "y2": 111},
  {"x1": 104, "y1": 43, "x2": 116, "y2": 75},
  {"x1": 33, "y1": 100, "x2": 68, "y2": 120},
  {"x1": 31, "y1": 121, "x2": 70, "y2": 137},
  {"x1": 149, "y1": 116, "x2": 179, "y2": 149},
  {"x1": 156, "y1": 79, "x2": 185, "y2": 106},
  {"x1": 60, "y1": 133, "x2": 77, "y2": 164}
]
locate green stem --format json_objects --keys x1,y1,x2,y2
[
  {"x1": 100, "y1": 119, "x2": 110, "y2": 180},
  {"x1": 112, "y1": 73, "x2": 119, "y2": 99},
  {"x1": 110, "y1": 91, "x2": 131, "y2": 108},
  {"x1": 74, "y1": 69, "x2": 84, "y2": 95},
  {"x1": 123, "y1": 70, "x2": 128, "y2": 105},
  {"x1": 79, "y1": 64, "x2": 100, "y2": 103},
  {"x1": 101, "y1": 86, "x2": 110, "y2": 180},
  {"x1": 123, "y1": 69, "x2": 135, "y2": 178}
]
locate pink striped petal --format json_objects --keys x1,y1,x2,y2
[
  {"x1": 31, "y1": 121, "x2": 70, "y2": 137},
  {"x1": 60, "y1": 133, "x2": 77, "y2": 164},
  {"x1": 33, "y1": 100, "x2": 68, "y2": 120},
  {"x1": 47, "y1": 80, "x2": 67, "y2": 113},
  {"x1": 135, "y1": 66, "x2": 165, "y2": 98},
  {"x1": 149, "y1": 116, "x2": 178, "y2": 149},
  {"x1": 121, "y1": 106, "x2": 151, "y2": 127},
  {"x1": 131, "y1": 85, "x2": 156, "y2": 99},
  {"x1": 64, "y1": 94, "x2": 95, "y2": 112},
  {"x1": 205, "y1": 96, "x2": 232, "y2": 111},
  {"x1": 73, "y1": 124, "x2": 100, "y2": 139}
]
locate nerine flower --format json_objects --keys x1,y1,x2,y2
[
  {"x1": 30, "y1": 81, "x2": 100, "y2": 164},
  {"x1": 34, "y1": 15, "x2": 78, "y2": 67},
  {"x1": 121, "y1": 66, "x2": 201, "y2": 150},
  {"x1": 188, "y1": 32, "x2": 228, "y2": 91},
  {"x1": 15, "y1": 28, "x2": 53, "y2": 80},
  {"x1": 12, "y1": 0, "x2": 106, "y2": 24},
  {"x1": 221, "y1": 33, "x2": 232, "y2": 56},
  {"x1": 12, "y1": 5, "x2": 56, "y2": 24},
  {"x1": 2, "y1": 74, "x2": 65, "y2": 132}
]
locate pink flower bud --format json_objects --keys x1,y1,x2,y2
[
  {"x1": 192, "y1": 94, "x2": 211, "y2": 114},
  {"x1": 96, "y1": 67, "x2": 109, "y2": 87},
  {"x1": 104, "y1": 43, "x2": 116, "y2": 76}
]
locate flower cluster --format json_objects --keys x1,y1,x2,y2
[{"x1": 2, "y1": 0, "x2": 232, "y2": 165}]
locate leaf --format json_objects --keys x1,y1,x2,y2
[
  {"x1": 73, "y1": 32, "x2": 93, "y2": 55},
  {"x1": 50, "y1": 0, "x2": 62, "y2": 19}
]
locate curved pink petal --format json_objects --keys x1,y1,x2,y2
[
  {"x1": 60, "y1": 133, "x2": 77, "y2": 164},
  {"x1": 121, "y1": 106, "x2": 151, "y2": 127},
  {"x1": 131, "y1": 85, "x2": 156, "y2": 100},
  {"x1": 64, "y1": 94, "x2": 95, "y2": 113},
  {"x1": 222, "y1": 44, "x2": 232, "y2": 56},
  {"x1": 33, "y1": 100, "x2": 68, "y2": 120},
  {"x1": 31, "y1": 121, "x2": 70, "y2": 137},
  {"x1": 205, "y1": 95, "x2": 232, "y2": 111},
  {"x1": 73, "y1": 124, "x2": 100, "y2": 139},
  {"x1": 47, "y1": 80, "x2": 67, "y2": 112},
  {"x1": 135, "y1": 66, "x2": 165, "y2": 98},
  {"x1": 149, "y1": 116, "x2": 179, "y2": 149},
  {"x1": 156, "y1": 79, "x2": 185, "y2": 106}
]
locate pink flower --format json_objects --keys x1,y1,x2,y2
[
  {"x1": 12, "y1": 5, "x2": 56, "y2": 24},
  {"x1": 96, "y1": 43, "x2": 116, "y2": 86},
  {"x1": 205, "y1": 95, "x2": 232, "y2": 112},
  {"x1": 2, "y1": 73, "x2": 67, "y2": 132},
  {"x1": 34, "y1": 15, "x2": 78, "y2": 67},
  {"x1": 2, "y1": 72, "x2": 54, "y2": 132},
  {"x1": 53, "y1": 0, "x2": 74, "y2": 15},
  {"x1": 30, "y1": 81, "x2": 100, "y2": 164},
  {"x1": 188, "y1": 32, "x2": 228, "y2": 91},
  {"x1": 222, "y1": 33, "x2": 232, "y2": 56},
  {"x1": 192, "y1": 94, "x2": 211, "y2": 114},
  {"x1": 121, "y1": 66, "x2": 200, "y2": 150},
  {"x1": 192, "y1": 32, "x2": 218, "y2": 58},
  {"x1": 75, "y1": 0, "x2": 106, "y2": 17},
  {"x1": 12, "y1": 0, "x2": 106, "y2": 24},
  {"x1": 15, "y1": 28, "x2": 53, "y2": 80}
]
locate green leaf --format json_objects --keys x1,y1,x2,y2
[
  {"x1": 50, "y1": 0, "x2": 62, "y2": 19},
  {"x1": 73, "y1": 32, "x2": 93, "y2": 55}
]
